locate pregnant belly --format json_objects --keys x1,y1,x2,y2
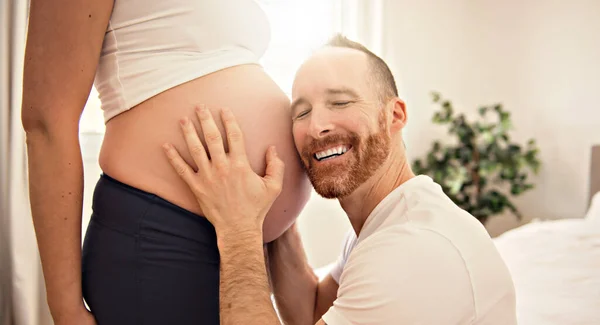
[{"x1": 99, "y1": 64, "x2": 312, "y2": 242}]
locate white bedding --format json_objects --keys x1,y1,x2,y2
[{"x1": 493, "y1": 198, "x2": 600, "y2": 325}]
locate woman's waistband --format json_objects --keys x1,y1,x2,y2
[{"x1": 91, "y1": 173, "x2": 215, "y2": 242}]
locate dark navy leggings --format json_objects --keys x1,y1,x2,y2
[{"x1": 82, "y1": 174, "x2": 220, "y2": 324}]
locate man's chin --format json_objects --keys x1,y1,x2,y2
[
  {"x1": 309, "y1": 174, "x2": 355, "y2": 199},
  {"x1": 313, "y1": 185, "x2": 349, "y2": 199}
]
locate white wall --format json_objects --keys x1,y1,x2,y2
[{"x1": 380, "y1": 0, "x2": 600, "y2": 236}]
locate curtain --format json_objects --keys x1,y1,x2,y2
[
  {"x1": 0, "y1": 0, "x2": 53, "y2": 324},
  {"x1": 334, "y1": 0, "x2": 387, "y2": 57},
  {"x1": 0, "y1": 0, "x2": 13, "y2": 321}
]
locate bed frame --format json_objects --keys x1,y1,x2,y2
[{"x1": 591, "y1": 145, "x2": 600, "y2": 205}]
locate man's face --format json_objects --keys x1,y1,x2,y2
[{"x1": 291, "y1": 47, "x2": 391, "y2": 199}]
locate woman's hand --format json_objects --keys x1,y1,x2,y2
[{"x1": 162, "y1": 105, "x2": 285, "y2": 238}]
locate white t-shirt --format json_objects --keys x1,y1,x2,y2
[{"x1": 323, "y1": 175, "x2": 517, "y2": 325}]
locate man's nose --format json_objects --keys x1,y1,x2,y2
[{"x1": 307, "y1": 108, "x2": 335, "y2": 139}]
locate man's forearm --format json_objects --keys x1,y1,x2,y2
[
  {"x1": 268, "y1": 225, "x2": 319, "y2": 325},
  {"x1": 217, "y1": 229, "x2": 281, "y2": 325}
]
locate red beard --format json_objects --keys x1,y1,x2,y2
[{"x1": 300, "y1": 113, "x2": 391, "y2": 199}]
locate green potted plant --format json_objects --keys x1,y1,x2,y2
[{"x1": 412, "y1": 92, "x2": 542, "y2": 224}]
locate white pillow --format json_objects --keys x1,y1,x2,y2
[{"x1": 585, "y1": 191, "x2": 600, "y2": 221}]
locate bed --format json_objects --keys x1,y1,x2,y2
[{"x1": 493, "y1": 145, "x2": 600, "y2": 325}]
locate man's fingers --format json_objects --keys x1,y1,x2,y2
[
  {"x1": 179, "y1": 117, "x2": 209, "y2": 169},
  {"x1": 221, "y1": 107, "x2": 249, "y2": 166},
  {"x1": 263, "y1": 146, "x2": 285, "y2": 195},
  {"x1": 162, "y1": 143, "x2": 196, "y2": 186},
  {"x1": 195, "y1": 105, "x2": 227, "y2": 166}
]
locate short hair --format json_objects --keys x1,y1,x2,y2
[{"x1": 325, "y1": 34, "x2": 398, "y2": 102}]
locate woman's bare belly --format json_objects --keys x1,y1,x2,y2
[{"x1": 99, "y1": 64, "x2": 312, "y2": 242}]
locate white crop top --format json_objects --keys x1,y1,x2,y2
[{"x1": 94, "y1": 0, "x2": 271, "y2": 122}]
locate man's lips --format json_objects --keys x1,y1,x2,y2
[{"x1": 313, "y1": 144, "x2": 352, "y2": 162}]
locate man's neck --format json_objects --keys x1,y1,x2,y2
[{"x1": 339, "y1": 151, "x2": 415, "y2": 236}]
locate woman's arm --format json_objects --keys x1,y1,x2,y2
[{"x1": 21, "y1": 0, "x2": 113, "y2": 323}]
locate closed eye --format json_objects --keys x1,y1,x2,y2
[
  {"x1": 294, "y1": 109, "x2": 311, "y2": 120},
  {"x1": 332, "y1": 101, "x2": 351, "y2": 107}
]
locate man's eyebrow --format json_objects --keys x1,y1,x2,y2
[
  {"x1": 291, "y1": 97, "x2": 308, "y2": 116},
  {"x1": 325, "y1": 87, "x2": 360, "y2": 98}
]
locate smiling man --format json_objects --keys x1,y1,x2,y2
[{"x1": 162, "y1": 35, "x2": 518, "y2": 325}]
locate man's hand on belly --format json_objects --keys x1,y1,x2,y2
[
  {"x1": 162, "y1": 105, "x2": 284, "y2": 236},
  {"x1": 162, "y1": 105, "x2": 283, "y2": 324},
  {"x1": 161, "y1": 105, "x2": 331, "y2": 325}
]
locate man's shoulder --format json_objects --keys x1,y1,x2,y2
[
  {"x1": 361, "y1": 196, "x2": 473, "y2": 250},
  {"x1": 373, "y1": 178, "x2": 469, "y2": 229},
  {"x1": 335, "y1": 223, "x2": 477, "y2": 322},
  {"x1": 350, "y1": 223, "x2": 468, "y2": 273},
  {"x1": 351, "y1": 177, "x2": 496, "y2": 273}
]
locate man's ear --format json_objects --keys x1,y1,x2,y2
[{"x1": 389, "y1": 98, "x2": 407, "y2": 133}]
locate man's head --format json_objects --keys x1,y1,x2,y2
[
  {"x1": 291, "y1": 34, "x2": 408, "y2": 199},
  {"x1": 325, "y1": 34, "x2": 399, "y2": 104}
]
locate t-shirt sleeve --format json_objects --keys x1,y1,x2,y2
[
  {"x1": 322, "y1": 227, "x2": 476, "y2": 325},
  {"x1": 330, "y1": 229, "x2": 357, "y2": 284}
]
